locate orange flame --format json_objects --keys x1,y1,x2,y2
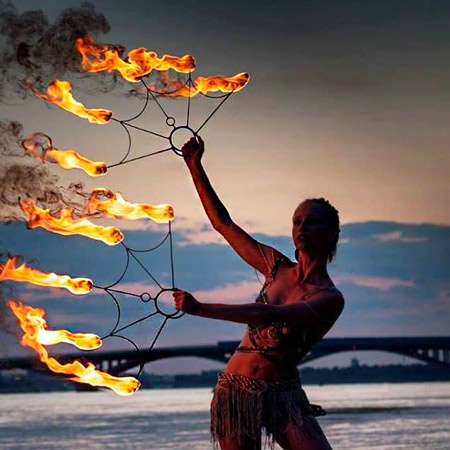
[
  {"x1": 0, "y1": 257, "x2": 93, "y2": 295},
  {"x1": 46, "y1": 149, "x2": 107, "y2": 177},
  {"x1": 162, "y1": 72, "x2": 250, "y2": 97},
  {"x1": 76, "y1": 35, "x2": 196, "y2": 83},
  {"x1": 20, "y1": 199, "x2": 124, "y2": 246},
  {"x1": 136, "y1": 72, "x2": 250, "y2": 98},
  {"x1": 8, "y1": 301, "x2": 101, "y2": 350},
  {"x1": 8, "y1": 301, "x2": 140, "y2": 395},
  {"x1": 22, "y1": 132, "x2": 107, "y2": 177},
  {"x1": 25, "y1": 79, "x2": 112, "y2": 124},
  {"x1": 87, "y1": 188, "x2": 174, "y2": 223}
]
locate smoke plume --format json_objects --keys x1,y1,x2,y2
[
  {"x1": 0, "y1": 120, "x2": 86, "y2": 221},
  {"x1": 0, "y1": 1, "x2": 112, "y2": 100}
]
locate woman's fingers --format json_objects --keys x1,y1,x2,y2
[
  {"x1": 173, "y1": 289, "x2": 186, "y2": 311},
  {"x1": 172, "y1": 290, "x2": 200, "y2": 314},
  {"x1": 197, "y1": 135, "x2": 204, "y2": 150},
  {"x1": 181, "y1": 137, "x2": 203, "y2": 155}
]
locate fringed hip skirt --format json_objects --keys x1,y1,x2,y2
[{"x1": 210, "y1": 372, "x2": 326, "y2": 449}]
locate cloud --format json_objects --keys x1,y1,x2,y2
[
  {"x1": 193, "y1": 280, "x2": 261, "y2": 304},
  {"x1": 371, "y1": 230, "x2": 428, "y2": 243},
  {"x1": 175, "y1": 218, "x2": 227, "y2": 246},
  {"x1": 334, "y1": 272, "x2": 415, "y2": 291},
  {"x1": 15, "y1": 286, "x2": 71, "y2": 303},
  {"x1": 177, "y1": 228, "x2": 226, "y2": 246}
]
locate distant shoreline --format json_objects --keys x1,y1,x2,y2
[
  {"x1": 1, "y1": 379, "x2": 450, "y2": 396},
  {"x1": 1, "y1": 363, "x2": 449, "y2": 394}
]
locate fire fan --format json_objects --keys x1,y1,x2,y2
[{"x1": 2, "y1": 34, "x2": 249, "y2": 395}]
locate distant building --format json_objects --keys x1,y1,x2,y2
[{"x1": 351, "y1": 357, "x2": 360, "y2": 368}]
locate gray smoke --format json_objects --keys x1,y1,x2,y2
[
  {"x1": 0, "y1": 119, "x2": 23, "y2": 156},
  {"x1": 0, "y1": 1, "x2": 112, "y2": 100},
  {"x1": 0, "y1": 120, "x2": 86, "y2": 221},
  {"x1": 0, "y1": 3, "x2": 113, "y2": 343}
]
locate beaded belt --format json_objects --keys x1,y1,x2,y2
[
  {"x1": 217, "y1": 371, "x2": 301, "y2": 392},
  {"x1": 216, "y1": 372, "x2": 327, "y2": 417}
]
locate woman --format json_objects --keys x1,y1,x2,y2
[{"x1": 173, "y1": 136, "x2": 345, "y2": 450}]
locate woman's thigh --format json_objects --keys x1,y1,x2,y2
[{"x1": 275, "y1": 421, "x2": 333, "y2": 450}]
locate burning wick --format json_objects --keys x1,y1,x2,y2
[
  {"x1": 25, "y1": 79, "x2": 112, "y2": 124},
  {"x1": 8, "y1": 301, "x2": 140, "y2": 396},
  {"x1": 8, "y1": 300, "x2": 101, "y2": 350},
  {"x1": 87, "y1": 188, "x2": 174, "y2": 223},
  {"x1": 145, "y1": 72, "x2": 250, "y2": 98},
  {"x1": 22, "y1": 132, "x2": 107, "y2": 177},
  {"x1": 19, "y1": 199, "x2": 124, "y2": 246},
  {"x1": 0, "y1": 257, "x2": 93, "y2": 295},
  {"x1": 76, "y1": 35, "x2": 196, "y2": 83}
]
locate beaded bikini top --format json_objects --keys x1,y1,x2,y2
[{"x1": 236, "y1": 256, "x2": 342, "y2": 366}]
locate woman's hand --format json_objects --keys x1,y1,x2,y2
[
  {"x1": 173, "y1": 289, "x2": 202, "y2": 315},
  {"x1": 181, "y1": 135, "x2": 204, "y2": 167}
]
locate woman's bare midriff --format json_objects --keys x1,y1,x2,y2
[
  {"x1": 225, "y1": 313, "x2": 333, "y2": 382},
  {"x1": 225, "y1": 329, "x2": 301, "y2": 382},
  {"x1": 225, "y1": 351, "x2": 299, "y2": 381}
]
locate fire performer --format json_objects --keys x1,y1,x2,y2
[{"x1": 173, "y1": 136, "x2": 344, "y2": 450}]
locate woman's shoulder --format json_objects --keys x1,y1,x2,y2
[
  {"x1": 330, "y1": 286, "x2": 345, "y2": 304},
  {"x1": 277, "y1": 254, "x2": 296, "y2": 268},
  {"x1": 269, "y1": 254, "x2": 294, "y2": 276},
  {"x1": 327, "y1": 285, "x2": 344, "y2": 297}
]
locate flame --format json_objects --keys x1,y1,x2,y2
[
  {"x1": 8, "y1": 301, "x2": 140, "y2": 395},
  {"x1": 25, "y1": 79, "x2": 112, "y2": 124},
  {"x1": 87, "y1": 188, "x2": 174, "y2": 223},
  {"x1": 139, "y1": 72, "x2": 250, "y2": 98},
  {"x1": 0, "y1": 257, "x2": 93, "y2": 295},
  {"x1": 46, "y1": 149, "x2": 108, "y2": 177},
  {"x1": 8, "y1": 301, "x2": 101, "y2": 350},
  {"x1": 20, "y1": 199, "x2": 124, "y2": 246},
  {"x1": 76, "y1": 35, "x2": 196, "y2": 83},
  {"x1": 168, "y1": 73, "x2": 249, "y2": 97},
  {"x1": 192, "y1": 72, "x2": 249, "y2": 95},
  {"x1": 22, "y1": 132, "x2": 107, "y2": 177}
]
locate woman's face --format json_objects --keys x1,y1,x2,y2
[{"x1": 292, "y1": 201, "x2": 334, "y2": 259}]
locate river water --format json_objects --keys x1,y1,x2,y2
[{"x1": 0, "y1": 382, "x2": 449, "y2": 449}]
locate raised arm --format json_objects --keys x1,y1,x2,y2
[{"x1": 182, "y1": 136, "x2": 286, "y2": 276}]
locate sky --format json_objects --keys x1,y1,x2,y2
[{"x1": 0, "y1": 0, "x2": 449, "y2": 374}]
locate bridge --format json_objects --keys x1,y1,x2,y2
[{"x1": 1, "y1": 336, "x2": 450, "y2": 375}]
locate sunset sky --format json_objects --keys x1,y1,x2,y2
[{"x1": 1, "y1": 1, "x2": 449, "y2": 374}]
